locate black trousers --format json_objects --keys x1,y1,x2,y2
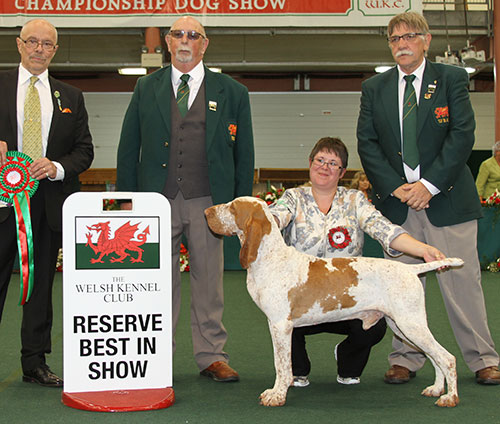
[
  {"x1": 291, "y1": 318, "x2": 387, "y2": 378},
  {"x1": 0, "y1": 185, "x2": 61, "y2": 372}
]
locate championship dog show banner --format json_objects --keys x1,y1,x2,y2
[
  {"x1": 1, "y1": 0, "x2": 421, "y2": 27},
  {"x1": 62, "y1": 192, "x2": 173, "y2": 412}
]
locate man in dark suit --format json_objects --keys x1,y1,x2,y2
[
  {"x1": 357, "y1": 12, "x2": 500, "y2": 385},
  {"x1": 0, "y1": 19, "x2": 93, "y2": 387},
  {"x1": 117, "y1": 16, "x2": 254, "y2": 382}
]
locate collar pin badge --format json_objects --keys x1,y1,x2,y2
[
  {"x1": 424, "y1": 83, "x2": 436, "y2": 100},
  {"x1": 54, "y1": 90, "x2": 62, "y2": 111},
  {"x1": 209, "y1": 101, "x2": 217, "y2": 111}
]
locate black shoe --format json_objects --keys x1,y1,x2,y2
[{"x1": 23, "y1": 364, "x2": 63, "y2": 387}]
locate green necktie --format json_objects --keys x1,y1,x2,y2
[
  {"x1": 176, "y1": 74, "x2": 190, "y2": 118},
  {"x1": 402, "y1": 74, "x2": 419, "y2": 170},
  {"x1": 23, "y1": 76, "x2": 43, "y2": 161}
]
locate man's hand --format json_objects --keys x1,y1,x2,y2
[
  {"x1": 393, "y1": 183, "x2": 412, "y2": 203},
  {"x1": 0, "y1": 141, "x2": 7, "y2": 166},
  {"x1": 405, "y1": 181, "x2": 432, "y2": 211},
  {"x1": 29, "y1": 158, "x2": 57, "y2": 180}
]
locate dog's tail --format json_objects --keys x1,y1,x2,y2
[{"x1": 409, "y1": 258, "x2": 464, "y2": 275}]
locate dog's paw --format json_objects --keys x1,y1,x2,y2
[
  {"x1": 421, "y1": 384, "x2": 445, "y2": 398},
  {"x1": 435, "y1": 394, "x2": 459, "y2": 408},
  {"x1": 259, "y1": 389, "x2": 286, "y2": 407}
]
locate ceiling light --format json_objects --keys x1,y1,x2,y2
[
  {"x1": 209, "y1": 67, "x2": 222, "y2": 73},
  {"x1": 374, "y1": 65, "x2": 392, "y2": 73},
  {"x1": 465, "y1": 66, "x2": 476, "y2": 74},
  {"x1": 118, "y1": 67, "x2": 147, "y2": 75}
]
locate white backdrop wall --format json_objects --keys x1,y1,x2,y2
[{"x1": 83, "y1": 91, "x2": 495, "y2": 169}]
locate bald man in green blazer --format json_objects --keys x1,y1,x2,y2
[
  {"x1": 117, "y1": 16, "x2": 254, "y2": 383},
  {"x1": 357, "y1": 12, "x2": 500, "y2": 385}
]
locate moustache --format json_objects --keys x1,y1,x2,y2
[{"x1": 395, "y1": 50, "x2": 414, "y2": 58}]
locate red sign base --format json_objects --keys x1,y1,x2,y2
[{"x1": 62, "y1": 387, "x2": 175, "y2": 412}]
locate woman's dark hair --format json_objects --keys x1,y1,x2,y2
[{"x1": 309, "y1": 137, "x2": 348, "y2": 168}]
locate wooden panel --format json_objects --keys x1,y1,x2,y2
[
  {"x1": 257, "y1": 168, "x2": 359, "y2": 188},
  {"x1": 79, "y1": 168, "x2": 116, "y2": 192}
]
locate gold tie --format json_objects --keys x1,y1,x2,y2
[{"x1": 23, "y1": 76, "x2": 42, "y2": 161}]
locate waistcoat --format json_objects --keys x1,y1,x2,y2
[{"x1": 163, "y1": 79, "x2": 211, "y2": 199}]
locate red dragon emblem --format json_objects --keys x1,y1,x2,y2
[
  {"x1": 434, "y1": 106, "x2": 449, "y2": 120},
  {"x1": 85, "y1": 221, "x2": 150, "y2": 264}
]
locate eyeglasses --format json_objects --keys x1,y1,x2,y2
[
  {"x1": 312, "y1": 158, "x2": 343, "y2": 171},
  {"x1": 168, "y1": 30, "x2": 206, "y2": 41},
  {"x1": 387, "y1": 32, "x2": 424, "y2": 44},
  {"x1": 19, "y1": 37, "x2": 56, "y2": 51}
]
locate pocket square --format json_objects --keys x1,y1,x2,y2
[{"x1": 62, "y1": 108, "x2": 72, "y2": 114}]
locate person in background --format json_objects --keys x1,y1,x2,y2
[
  {"x1": 357, "y1": 11, "x2": 500, "y2": 385},
  {"x1": 476, "y1": 141, "x2": 500, "y2": 201},
  {"x1": 350, "y1": 170, "x2": 372, "y2": 200},
  {"x1": 270, "y1": 137, "x2": 445, "y2": 387},
  {"x1": 116, "y1": 16, "x2": 254, "y2": 382},
  {"x1": 0, "y1": 19, "x2": 94, "y2": 387}
]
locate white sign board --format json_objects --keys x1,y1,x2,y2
[{"x1": 62, "y1": 192, "x2": 172, "y2": 410}]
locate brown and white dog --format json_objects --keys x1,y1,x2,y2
[{"x1": 205, "y1": 197, "x2": 463, "y2": 408}]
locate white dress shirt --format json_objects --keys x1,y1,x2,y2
[
  {"x1": 397, "y1": 59, "x2": 439, "y2": 196},
  {"x1": 171, "y1": 61, "x2": 205, "y2": 109},
  {"x1": 17, "y1": 64, "x2": 64, "y2": 181}
]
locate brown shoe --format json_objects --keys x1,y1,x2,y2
[
  {"x1": 384, "y1": 365, "x2": 417, "y2": 384},
  {"x1": 475, "y1": 366, "x2": 500, "y2": 385},
  {"x1": 200, "y1": 361, "x2": 239, "y2": 382}
]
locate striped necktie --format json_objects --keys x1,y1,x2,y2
[
  {"x1": 402, "y1": 74, "x2": 419, "y2": 170},
  {"x1": 176, "y1": 74, "x2": 190, "y2": 118},
  {"x1": 23, "y1": 76, "x2": 43, "y2": 161}
]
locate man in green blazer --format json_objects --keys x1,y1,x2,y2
[
  {"x1": 357, "y1": 12, "x2": 500, "y2": 385},
  {"x1": 117, "y1": 16, "x2": 254, "y2": 382}
]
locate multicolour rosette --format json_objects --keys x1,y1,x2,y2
[{"x1": 0, "y1": 151, "x2": 39, "y2": 305}]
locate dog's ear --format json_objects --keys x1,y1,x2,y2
[
  {"x1": 239, "y1": 216, "x2": 263, "y2": 269},
  {"x1": 233, "y1": 201, "x2": 271, "y2": 269}
]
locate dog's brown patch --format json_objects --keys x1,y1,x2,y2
[
  {"x1": 231, "y1": 200, "x2": 272, "y2": 269},
  {"x1": 288, "y1": 258, "x2": 358, "y2": 319}
]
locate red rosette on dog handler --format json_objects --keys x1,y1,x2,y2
[{"x1": 62, "y1": 387, "x2": 175, "y2": 412}]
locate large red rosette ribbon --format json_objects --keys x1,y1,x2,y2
[{"x1": 0, "y1": 152, "x2": 39, "y2": 305}]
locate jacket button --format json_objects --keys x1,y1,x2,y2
[
  {"x1": 162, "y1": 163, "x2": 167, "y2": 168},
  {"x1": 164, "y1": 141, "x2": 169, "y2": 147}
]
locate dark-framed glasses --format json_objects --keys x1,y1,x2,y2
[
  {"x1": 387, "y1": 32, "x2": 424, "y2": 44},
  {"x1": 19, "y1": 37, "x2": 56, "y2": 51},
  {"x1": 168, "y1": 29, "x2": 206, "y2": 41},
  {"x1": 313, "y1": 158, "x2": 343, "y2": 171}
]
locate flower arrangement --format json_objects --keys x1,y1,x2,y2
[
  {"x1": 56, "y1": 248, "x2": 63, "y2": 272},
  {"x1": 103, "y1": 198, "x2": 120, "y2": 211},
  {"x1": 486, "y1": 258, "x2": 500, "y2": 273},
  {"x1": 482, "y1": 189, "x2": 500, "y2": 207},
  {"x1": 180, "y1": 243, "x2": 190, "y2": 272},
  {"x1": 256, "y1": 185, "x2": 284, "y2": 205}
]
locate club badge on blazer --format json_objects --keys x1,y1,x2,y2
[
  {"x1": 228, "y1": 123, "x2": 237, "y2": 142},
  {"x1": 434, "y1": 106, "x2": 449, "y2": 124}
]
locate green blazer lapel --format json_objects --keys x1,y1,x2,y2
[
  {"x1": 381, "y1": 67, "x2": 401, "y2": 148},
  {"x1": 204, "y1": 68, "x2": 225, "y2": 151},
  {"x1": 417, "y1": 61, "x2": 439, "y2": 139},
  {"x1": 154, "y1": 67, "x2": 172, "y2": 134}
]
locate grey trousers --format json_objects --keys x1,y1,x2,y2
[
  {"x1": 387, "y1": 208, "x2": 498, "y2": 373},
  {"x1": 169, "y1": 192, "x2": 229, "y2": 371}
]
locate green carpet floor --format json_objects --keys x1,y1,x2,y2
[{"x1": 0, "y1": 270, "x2": 499, "y2": 423}]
